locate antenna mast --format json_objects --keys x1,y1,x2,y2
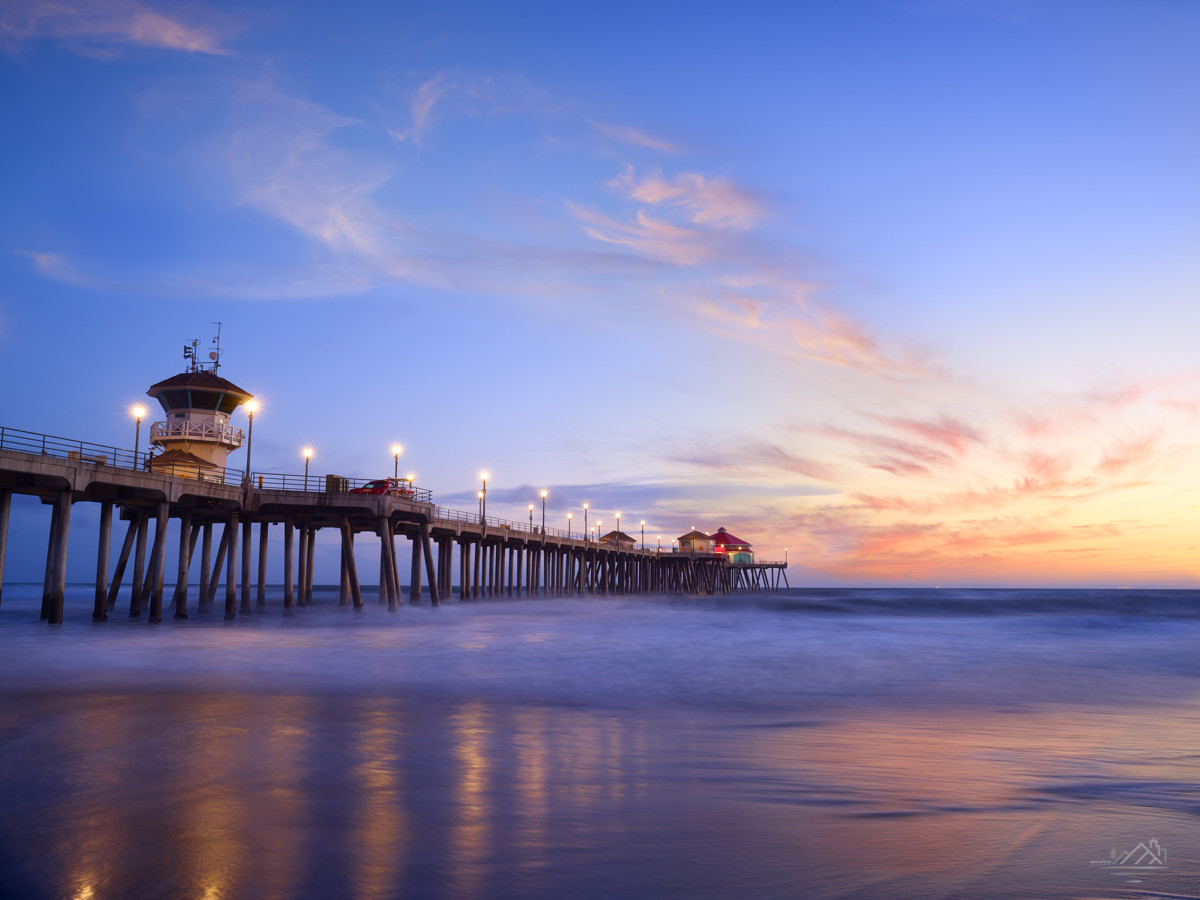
[
  {"x1": 181, "y1": 323, "x2": 223, "y2": 373},
  {"x1": 209, "y1": 321, "x2": 222, "y2": 373}
]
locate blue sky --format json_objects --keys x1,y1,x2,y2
[{"x1": 2, "y1": 0, "x2": 1199, "y2": 586}]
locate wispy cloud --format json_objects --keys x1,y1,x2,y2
[
  {"x1": 388, "y1": 72, "x2": 452, "y2": 147},
  {"x1": 13, "y1": 249, "x2": 91, "y2": 285},
  {"x1": 1, "y1": 0, "x2": 228, "y2": 55},
  {"x1": 589, "y1": 119, "x2": 678, "y2": 154},
  {"x1": 387, "y1": 69, "x2": 561, "y2": 148}
]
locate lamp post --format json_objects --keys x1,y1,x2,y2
[
  {"x1": 480, "y1": 472, "x2": 488, "y2": 523},
  {"x1": 478, "y1": 491, "x2": 484, "y2": 518},
  {"x1": 131, "y1": 405, "x2": 145, "y2": 469},
  {"x1": 406, "y1": 473, "x2": 416, "y2": 495},
  {"x1": 567, "y1": 512, "x2": 572, "y2": 538},
  {"x1": 303, "y1": 447, "x2": 313, "y2": 491},
  {"x1": 540, "y1": 490, "x2": 547, "y2": 538},
  {"x1": 616, "y1": 512, "x2": 621, "y2": 544},
  {"x1": 529, "y1": 504, "x2": 534, "y2": 531},
  {"x1": 583, "y1": 503, "x2": 589, "y2": 545},
  {"x1": 640, "y1": 520, "x2": 645, "y2": 550},
  {"x1": 244, "y1": 400, "x2": 257, "y2": 484},
  {"x1": 392, "y1": 444, "x2": 402, "y2": 479},
  {"x1": 596, "y1": 521, "x2": 601, "y2": 546}
]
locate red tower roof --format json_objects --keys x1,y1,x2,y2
[{"x1": 711, "y1": 527, "x2": 751, "y2": 548}]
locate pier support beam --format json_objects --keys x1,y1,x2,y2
[
  {"x1": 283, "y1": 516, "x2": 294, "y2": 614},
  {"x1": 148, "y1": 501, "x2": 169, "y2": 623},
  {"x1": 0, "y1": 489, "x2": 9, "y2": 611},
  {"x1": 339, "y1": 530, "x2": 352, "y2": 607},
  {"x1": 93, "y1": 501, "x2": 112, "y2": 621},
  {"x1": 47, "y1": 491, "x2": 72, "y2": 624},
  {"x1": 340, "y1": 516, "x2": 362, "y2": 610},
  {"x1": 409, "y1": 530, "x2": 422, "y2": 605},
  {"x1": 458, "y1": 540, "x2": 469, "y2": 600},
  {"x1": 421, "y1": 523, "x2": 438, "y2": 606},
  {"x1": 199, "y1": 522, "x2": 212, "y2": 609},
  {"x1": 173, "y1": 510, "x2": 191, "y2": 619},
  {"x1": 129, "y1": 512, "x2": 149, "y2": 617},
  {"x1": 296, "y1": 525, "x2": 308, "y2": 608},
  {"x1": 105, "y1": 517, "x2": 136, "y2": 612},
  {"x1": 304, "y1": 526, "x2": 315, "y2": 606},
  {"x1": 203, "y1": 521, "x2": 228, "y2": 613},
  {"x1": 224, "y1": 513, "x2": 238, "y2": 621},
  {"x1": 256, "y1": 522, "x2": 268, "y2": 610},
  {"x1": 41, "y1": 501, "x2": 60, "y2": 619},
  {"x1": 240, "y1": 517, "x2": 253, "y2": 614}
]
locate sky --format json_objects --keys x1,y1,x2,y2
[{"x1": 1, "y1": 0, "x2": 1199, "y2": 587}]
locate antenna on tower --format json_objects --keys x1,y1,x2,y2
[
  {"x1": 209, "y1": 321, "x2": 222, "y2": 373},
  {"x1": 183, "y1": 338, "x2": 200, "y2": 372}
]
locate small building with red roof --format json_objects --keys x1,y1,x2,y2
[{"x1": 711, "y1": 527, "x2": 754, "y2": 564}]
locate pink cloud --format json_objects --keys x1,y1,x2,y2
[
  {"x1": 1, "y1": 0, "x2": 228, "y2": 54},
  {"x1": 868, "y1": 415, "x2": 983, "y2": 454},
  {"x1": 568, "y1": 202, "x2": 722, "y2": 267},
  {"x1": 609, "y1": 167, "x2": 765, "y2": 231}
]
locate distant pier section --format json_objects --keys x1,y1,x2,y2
[{"x1": 0, "y1": 338, "x2": 789, "y2": 625}]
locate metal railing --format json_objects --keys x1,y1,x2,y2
[
  {"x1": 1, "y1": 425, "x2": 144, "y2": 472},
  {"x1": 150, "y1": 419, "x2": 244, "y2": 447},
  {"x1": 250, "y1": 472, "x2": 433, "y2": 502},
  {"x1": 0, "y1": 425, "x2": 246, "y2": 484}
]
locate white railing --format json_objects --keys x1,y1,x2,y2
[{"x1": 150, "y1": 419, "x2": 244, "y2": 447}]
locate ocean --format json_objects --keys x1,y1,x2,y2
[{"x1": 2, "y1": 584, "x2": 1199, "y2": 899}]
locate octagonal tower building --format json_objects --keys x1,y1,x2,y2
[{"x1": 145, "y1": 337, "x2": 253, "y2": 480}]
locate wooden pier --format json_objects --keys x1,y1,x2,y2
[{"x1": 0, "y1": 427, "x2": 789, "y2": 624}]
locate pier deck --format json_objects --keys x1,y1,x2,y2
[{"x1": 0, "y1": 427, "x2": 788, "y2": 625}]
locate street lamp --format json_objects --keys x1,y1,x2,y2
[
  {"x1": 596, "y1": 521, "x2": 602, "y2": 545},
  {"x1": 131, "y1": 404, "x2": 145, "y2": 469},
  {"x1": 583, "y1": 503, "x2": 589, "y2": 545},
  {"x1": 480, "y1": 472, "x2": 488, "y2": 522},
  {"x1": 529, "y1": 504, "x2": 534, "y2": 531},
  {"x1": 303, "y1": 447, "x2": 313, "y2": 491},
  {"x1": 567, "y1": 512, "x2": 572, "y2": 538},
  {"x1": 406, "y1": 473, "x2": 416, "y2": 493},
  {"x1": 540, "y1": 490, "x2": 547, "y2": 538},
  {"x1": 478, "y1": 491, "x2": 484, "y2": 518},
  {"x1": 244, "y1": 400, "x2": 257, "y2": 484},
  {"x1": 616, "y1": 512, "x2": 621, "y2": 543},
  {"x1": 392, "y1": 444, "x2": 403, "y2": 479},
  {"x1": 640, "y1": 520, "x2": 645, "y2": 550}
]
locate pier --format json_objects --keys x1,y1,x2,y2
[{"x1": 0, "y1": 425, "x2": 789, "y2": 625}]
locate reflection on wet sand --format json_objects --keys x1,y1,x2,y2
[{"x1": 5, "y1": 689, "x2": 1200, "y2": 898}]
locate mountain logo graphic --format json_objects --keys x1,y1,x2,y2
[{"x1": 1090, "y1": 838, "x2": 1168, "y2": 870}]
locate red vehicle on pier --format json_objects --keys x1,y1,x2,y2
[{"x1": 349, "y1": 478, "x2": 416, "y2": 498}]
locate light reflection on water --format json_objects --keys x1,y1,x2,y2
[{"x1": 3, "y1": 586, "x2": 1200, "y2": 897}]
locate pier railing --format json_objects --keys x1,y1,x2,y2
[
  {"x1": 250, "y1": 471, "x2": 434, "y2": 503},
  {"x1": 0, "y1": 425, "x2": 247, "y2": 485},
  {"x1": 0, "y1": 425, "x2": 142, "y2": 470}
]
